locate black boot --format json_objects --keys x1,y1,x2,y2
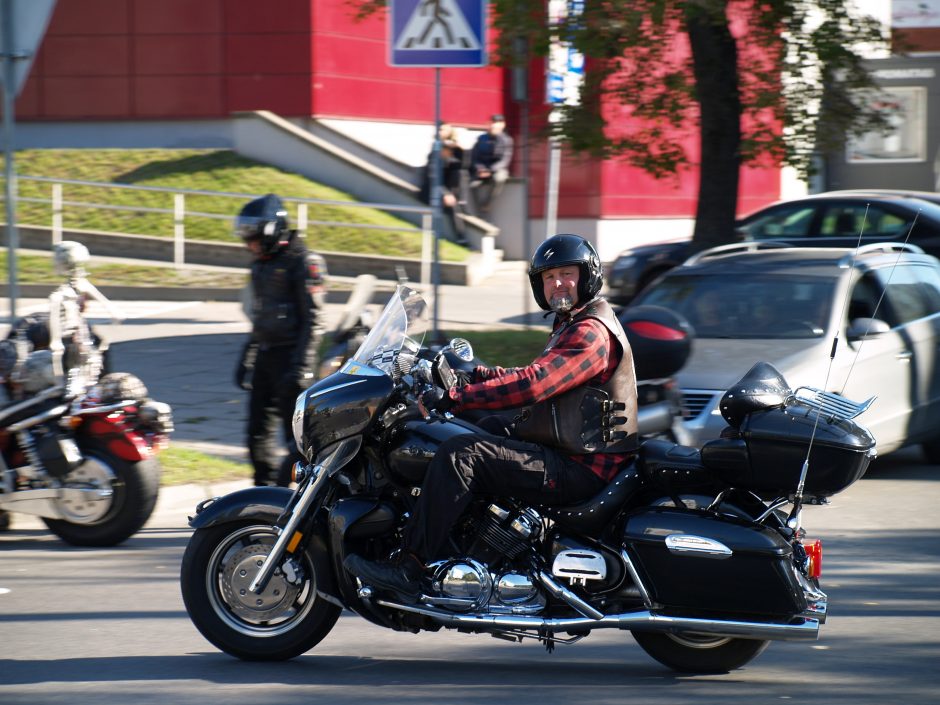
[{"x1": 344, "y1": 552, "x2": 424, "y2": 602}]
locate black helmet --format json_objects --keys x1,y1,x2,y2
[
  {"x1": 235, "y1": 194, "x2": 290, "y2": 255},
  {"x1": 528, "y1": 234, "x2": 603, "y2": 311}
]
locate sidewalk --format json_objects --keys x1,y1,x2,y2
[{"x1": 1, "y1": 261, "x2": 549, "y2": 470}]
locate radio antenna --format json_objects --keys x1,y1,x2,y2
[
  {"x1": 790, "y1": 205, "x2": 871, "y2": 514},
  {"x1": 838, "y1": 210, "x2": 920, "y2": 394},
  {"x1": 791, "y1": 205, "x2": 921, "y2": 516}
]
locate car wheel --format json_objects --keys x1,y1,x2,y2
[{"x1": 922, "y1": 440, "x2": 940, "y2": 466}]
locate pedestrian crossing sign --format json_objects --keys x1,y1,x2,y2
[{"x1": 389, "y1": 0, "x2": 487, "y2": 67}]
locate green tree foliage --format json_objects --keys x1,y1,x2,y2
[
  {"x1": 492, "y1": 0, "x2": 890, "y2": 249},
  {"x1": 355, "y1": 1, "x2": 890, "y2": 250}
]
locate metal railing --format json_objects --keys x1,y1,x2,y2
[{"x1": 5, "y1": 175, "x2": 436, "y2": 284}]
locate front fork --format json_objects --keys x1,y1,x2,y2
[{"x1": 248, "y1": 462, "x2": 330, "y2": 594}]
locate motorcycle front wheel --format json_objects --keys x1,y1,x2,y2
[
  {"x1": 180, "y1": 521, "x2": 342, "y2": 661},
  {"x1": 42, "y1": 444, "x2": 161, "y2": 547},
  {"x1": 631, "y1": 630, "x2": 769, "y2": 673}
]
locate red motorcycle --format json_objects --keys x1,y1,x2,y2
[{"x1": 0, "y1": 369, "x2": 173, "y2": 546}]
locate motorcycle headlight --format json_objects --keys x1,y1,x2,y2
[{"x1": 292, "y1": 389, "x2": 308, "y2": 459}]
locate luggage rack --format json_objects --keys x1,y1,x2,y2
[{"x1": 789, "y1": 386, "x2": 874, "y2": 421}]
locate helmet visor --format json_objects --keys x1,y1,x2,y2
[{"x1": 234, "y1": 215, "x2": 265, "y2": 241}]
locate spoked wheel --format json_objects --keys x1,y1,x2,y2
[
  {"x1": 632, "y1": 630, "x2": 769, "y2": 673},
  {"x1": 180, "y1": 521, "x2": 341, "y2": 661}
]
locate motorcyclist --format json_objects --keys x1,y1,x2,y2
[
  {"x1": 234, "y1": 194, "x2": 327, "y2": 487},
  {"x1": 345, "y1": 233, "x2": 639, "y2": 600}
]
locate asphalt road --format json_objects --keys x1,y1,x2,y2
[
  {"x1": 0, "y1": 449, "x2": 938, "y2": 705},
  {"x1": 1, "y1": 282, "x2": 939, "y2": 703}
]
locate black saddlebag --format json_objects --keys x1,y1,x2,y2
[
  {"x1": 623, "y1": 507, "x2": 806, "y2": 618},
  {"x1": 700, "y1": 405, "x2": 875, "y2": 499}
]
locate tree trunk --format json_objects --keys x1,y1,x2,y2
[{"x1": 685, "y1": 1, "x2": 741, "y2": 253}]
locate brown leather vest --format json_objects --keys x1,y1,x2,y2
[{"x1": 512, "y1": 298, "x2": 639, "y2": 455}]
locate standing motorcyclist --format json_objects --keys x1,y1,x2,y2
[
  {"x1": 345, "y1": 234, "x2": 639, "y2": 600},
  {"x1": 234, "y1": 194, "x2": 327, "y2": 487}
]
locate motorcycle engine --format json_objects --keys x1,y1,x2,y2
[
  {"x1": 429, "y1": 559, "x2": 545, "y2": 614},
  {"x1": 426, "y1": 503, "x2": 548, "y2": 614}
]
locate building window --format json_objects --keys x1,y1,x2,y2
[{"x1": 846, "y1": 86, "x2": 927, "y2": 163}]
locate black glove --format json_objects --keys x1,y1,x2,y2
[
  {"x1": 419, "y1": 387, "x2": 456, "y2": 414},
  {"x1": 235, "y1": 361, "x2": 253, "y2": 390},
  {"x1": 235, "y1": 343, "x2": 257, "y2": 391},
  {"x1": 279, "y1": 367, "x2": 312, "y2": 400},
  {"x1": 454, "y1": 369, "x2": 474, "y2": 387}
]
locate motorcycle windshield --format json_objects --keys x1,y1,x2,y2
[{"x1": 347, "y1": 285, "x2": 428, "y2": 382}]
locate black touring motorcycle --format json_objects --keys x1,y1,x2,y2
[{"x1": 181, "y1": 286, "x2": 875, "y2": 673}]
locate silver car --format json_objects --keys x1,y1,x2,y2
[{"x1": 630, "y1": 242, "x2": 940, "y2": 461}]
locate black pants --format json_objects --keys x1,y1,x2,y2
[
  {"x1": 403, "y1": 432, "x2": 606, "y2": 562},
  {"x1": 247, "y1": 346, "x2": 303, "y2": 487}
]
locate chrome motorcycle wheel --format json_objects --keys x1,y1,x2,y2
[
  {"x1": 181, "y1": 521, "x2": 341, "y2": 661},
  {"x1": 42, "y1": 445, "x2": 160, "y2": 547}
]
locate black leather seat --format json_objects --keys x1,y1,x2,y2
[
  {"x1": 637, "y1": 438, "x2": 712, "y2": 486},
  {"x1": 539, "y1": 462, "x2": 643, "y2": 536}
]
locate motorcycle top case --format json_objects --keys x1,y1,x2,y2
[
  {"x1": 618, "y1": 305, "x2": 693, "y2": 380},
  {"x1": 623, "y1": 507, "x2": 807, "y2": 618},
  {"x1": 701, "y1": 404, "x2": 875, "y2": 498}
]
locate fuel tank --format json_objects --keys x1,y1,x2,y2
[{"x1": 384, "y1": 417, "x2": 478, "y2": 485}]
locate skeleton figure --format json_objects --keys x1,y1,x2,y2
[{"x1": 3, "y1": 242, "x2": 125, "y2": 401}]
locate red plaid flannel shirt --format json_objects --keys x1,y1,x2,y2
[{"x1": 450, "y1": 312, "x2": 634, "y2": 482}]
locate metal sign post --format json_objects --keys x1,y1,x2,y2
[
  {"x1": 544, "y1": 0, "x2": 584, "y2": 241},
  {"x1": 389, "y1": 0, "x2": 487, "y2": 341},
  {"x1": 0, "y1": 0, "x2": 57, "y2": 321}
]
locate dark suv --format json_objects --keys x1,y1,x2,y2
[
  {"x1": 607, "y1": 191, "x2": 940, "y2": 304},
  {"x1": 629, "y1": 241, "x2": 940, "y2": 462}
]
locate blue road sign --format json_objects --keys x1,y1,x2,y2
[{"x1": 389, "y1": 0, "x2": 487, "y2": 67}]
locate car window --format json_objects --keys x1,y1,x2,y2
[
  {"x1": 874, "y1": 263, "x2": 940, "y2": 325},
  {"x1": 633, "y1": 273, "x2": 835, "y2": 339},
  {"x1": 847, "y1": 274, "x2": 888, "y2": 324},
  {"x1": 742, "y1": 205, "x2": 816, "y2": 240},
  {"x1": 819, "y1": 205, "x2": 910, "y2": 239}
]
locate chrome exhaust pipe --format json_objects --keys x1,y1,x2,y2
[{"x1": 375, "y1": 600, "x2": 820, "y2": 642}]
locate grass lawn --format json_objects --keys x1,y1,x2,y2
[
  {"x1": 0, "y1": 250, "x2": 249, "y2": 288},
  {"x1": 159, "y1": 446, "x2": 251, "y2": 486},
  {"x1": 5, "y1": 148, "x2": 469, "y2": 262}
]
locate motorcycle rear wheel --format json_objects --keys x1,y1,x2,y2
[
  {"x1": 180, "y1": 521, "x2": 341, "y2": 661},
  {"x1": 631, "y1": 630, "x2": 769, "y2": 673},
  {"x1": 42, "y1": 444, "x2": 161, "y2": 547}
]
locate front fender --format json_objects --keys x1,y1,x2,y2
[{"x1": 188, "y1": 486, "x2": 294, "y2": 529}]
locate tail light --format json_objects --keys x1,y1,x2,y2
[
  {"x1": 625, "y1": 320, "x2": 687, "y2": 341},
  {"x1": 802, "y1": 539, "x2": 822, "y2": 579}
]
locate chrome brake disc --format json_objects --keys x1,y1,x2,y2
[{"x1": 220, "y1": 543, "x2": 301, "y2": 623}]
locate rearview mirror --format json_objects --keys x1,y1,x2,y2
[{"x1": 846, "y1": 317, "x2": 890, "y2": 341}]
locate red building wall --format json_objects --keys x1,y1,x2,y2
[{"x1": 16, "y1": 0, "x2": 780, "y2": 222}]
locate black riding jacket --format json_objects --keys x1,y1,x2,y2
[{"x1": 247, "y1": 232, "x2": 327, "y2": 376}]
